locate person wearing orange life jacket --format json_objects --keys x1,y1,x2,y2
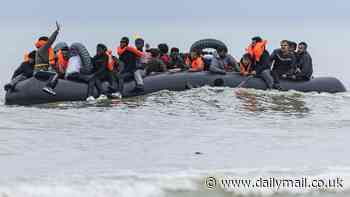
[
  {"x1": 40, "y1": 46, "x2": 70, "y2": 96},
  {"x1": 117, "y1": 37, "x2": 145, "y2": 92},
  {"x1": 245, "y1": 36, "x2": 275, "y2": 89},
  {"x1": 91, "y1": 43, "x2": 122, "y2": 99},
  {"x1": 186, "y1": 49, "x2": 204, "y2": 72},
  {"x1": 33, "y1": 22, "x2": 61, "y2": 95},
  {"x1": 55, "y1": 47, "x2": 70, "y2": 74},
  {"x1": 34, "y1": 22, "x2": 60, "y2": 71},
  {"x1": 239, "y1": 53, "x2": 254, "y2": 76},
  {"x1": 4, "y1": 51, "x2": 36, "y2": 92}
]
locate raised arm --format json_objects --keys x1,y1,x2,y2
[{"x1": 42, "y1": 22, "x2": 60, "y2": 51}]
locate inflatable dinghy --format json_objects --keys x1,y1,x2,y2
[
  {"x1": 5, "y1": 71, "x2": 346, "y2": 105},
  {"x1": 4, "y1": 39, "x2": 347, "y2": 105}
]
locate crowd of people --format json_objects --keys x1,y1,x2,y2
[{"x1": 4, "y1": 22, "x2": 313, "y2": 100}]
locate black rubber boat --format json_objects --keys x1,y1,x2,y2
[{"x1": 4, "y1": 71, "x2": 346, "y2": 105}]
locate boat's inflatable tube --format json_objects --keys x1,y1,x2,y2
[
  {"x1": 190, "y1": 39, "x2": 228, "y2": 52},
  {"x1": 70, "y1": 43, "x2": 93, "y2": 74},
  {"x1": 4, "y1": 72, "x2": 347, "y2": 105}
]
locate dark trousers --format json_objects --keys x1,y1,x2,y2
[
  {"x1": 119, "y1": 70, "x2": 144, "y2": 93},
  {"x1": 259, "y1": 69, "x2": 274, "y2": 89},
  {"x1": 271, "y1": 69, "x2": 282, "y2": 85},
  {"x1": 66, "y1": 72, "x2": 96, "y2": 97},
  {"x1": 10, "y1": 75, "x2": 28, "y2": 87},
  {"x1": 68, "y1": 70, "x2": 122, "y2": 97},
  {"x1": 5, "y1": 74, "x2": 28, "y2": 91},
  {"x1": 94, "y1": 70, "x2": 121, "y2": 94},
  {"x1": 46, "y1": 73, "x2": 61, "y2": 89}
]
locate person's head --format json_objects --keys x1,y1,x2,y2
[
  {"x1": 70, "y1": 47, "x2": 80, "y2": 57},
  {"x1": 280, "y1": 40, "x2": 290, "y2": 53},
  {"x1": 240, "y1": 53, "x2": 253, "y2": 66},
  {"x1": 251, "y1": 36, "x2": 263, "y2": 46},
  {"x1": 35, "y1": 36, "x2": 49, "y2": 49},
  {"x1": 297, "y1": 42, "x2": 308, "y2": 54},
  {"x1": 96, "y1": 43, "x2": 107, "y2": 55},
  {"x1": 182, "y1": 53, "x2": 190, "y2": 60},
  {"x1": 135, "y1": 38, "x2": 145, "y2": 51},
  {"x1": 158, "y1": 43, "x2": 169, "y2": 55},
  {"x1": 217, "y1": 46, "x2": 228, "y2": 58},
  {"x1": 149, "y1": 48, "x2": 160, "y2": 58},
  {"x1": 190, "y1": 49, "x2": 201, "y2": 59},
  {"x1": 288, "y1": 41, "x2": 297, "y2": 52},
  {"x1": 61, "y1": 46, "x2": 70, "y2": 59},
  {"x1": 38, "y1": 36, "x2": 49, "y2": 42},
  {"x1": 28, "y1": 51, "x2": 36, "y2": 64},
  {"x1": 170, "y1": 47, "x2": 180, "y2": 57},
  {"x1": 120, "y1": 37, "x2": 129, "y2": 48}
]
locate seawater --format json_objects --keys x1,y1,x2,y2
[{"x1": 1, "y1": 87, "x2": 350, "y2": 197}]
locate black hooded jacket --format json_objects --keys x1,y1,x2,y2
[
  {"x1": 12, "y1": 61, "x2": 34, "y2": 79},
  {"x1": 270, "y1": 49, "x2": 296, "y2": 76},
  {"x1": 92, "y1": 54, "x2": 109, "y2": 74},
  {"x1": 296, "y1": 51, "x2": 313, "y2": 80},
  {"x1": 251, "y1": 50, "x2": 271, "y2": 74}
]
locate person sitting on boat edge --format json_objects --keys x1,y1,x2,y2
[
  {"x1": 245, "y1": 36, "x2": 274, "y2": 89},
  {"x1": 239, "y1": 53, "x2": 254, "y2": 76},
  {"x1": 168, "y1": 47, "x2": 187, "y2": 71},
  {"x1": 291, "y1": 42, "x2": 313, "y2": 81},
  {"x1": 42, "y1": 45, "x2": 70, "y2": 96},
  {"x1": 54, "y1": 46, "x2": 70, "y2": 75},
  {"x1": 185, "y1": 49, "x2": 204, "y2": 72},
  {"x1": 32, "y1": 22, "x2": 61, "y2": 96},
  {"x1": 209, "y1": 46, "x2": 239, "y2": 75},
  {"x1": 270, "y1": 40, "x2": 297, "y2": 88},
  {"x1": 65, "y1": 48, "x2": 97, "y2": 100},
  {"x1": 4, "y1": 51, "x2": 36, "y2": 92},
  {"x1": 144, "y1": 48, "x2": 167, "y2": 75},
  {"x1": 117, "y1": 36, "x2": 145, "y2": 92},
  {"x1": 91, "y1": 43, "x2": 122, "y2": 99},
  {"x1": 41, "y1": 45, "x2": 71, "y2": 93}
]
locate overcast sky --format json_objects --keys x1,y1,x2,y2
[
  {"x1": 1, "y1": 0, "x2": 349, "y2": 22},
  {"x1": 1, "y1": 0, "x2": 350, "y2": 90}
]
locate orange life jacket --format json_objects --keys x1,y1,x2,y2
[
  {"x1": 246, "y1": 40, "x2": 267, "y2": 62},
  {"x1": 117, "y1": 46, "x2": 144, "y2": 57},
  {"x1": 35, "y1": 40, "x2": 55, "y2": 65},
  {"x1": 56, "y1": 49, "x2": 68, "y2": 73},
  {"x1": 239, "y1": 62, "x2": 252, "y2": 76},
  {"x1": 48, "y1": 49, "x2": 55, "y2": 65},
  {"x1": 186, "y1": 57, "x2": 204, "y2": 71},
  {"x1": 106, "y1": 49, "x2": 115, "y2": 71}
]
